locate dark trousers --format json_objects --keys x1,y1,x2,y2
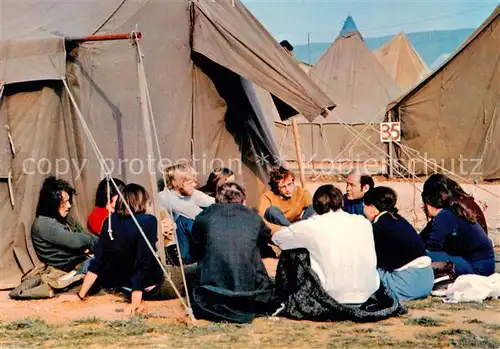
[{"x1": 264, "y1": 205, "x2": 315, "y2": 226}]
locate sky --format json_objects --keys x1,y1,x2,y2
[{"x1": 242, "y1": 0, "x2": 499, "y2": 44}]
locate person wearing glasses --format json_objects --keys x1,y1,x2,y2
[{"x1": 258, "y1": 166, "x2": 314, "y2": 233}]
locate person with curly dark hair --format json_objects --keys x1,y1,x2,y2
[
  {"x1": 421, "y1": 175, "x2": 494, "y2": 276},
  {"x1": 363, "y1": 187, "x2": 433, "y2": 301},
  {"x1": 31, "y1": 176, "x2": 98, "y2": 272},
  {"x1": 258, "y1": 166, "x2": 314, "y2": 233}
]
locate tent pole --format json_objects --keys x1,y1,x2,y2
[
  {"x1": 136, "y1": 47, "x2": 166, "y2": 266},
  {"x1": 291, "y1": 117, "x2": 306, "y2": 188},
  {"x1": 388, "y1": 110, "x2": 395, "y2": 178},
  {"x1": 66, "y1": 32, "x2": 142, "y2": 42}
]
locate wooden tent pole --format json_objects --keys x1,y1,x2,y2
[
  {"x1": 136, "y1": 46, "x2": 166, "y2": 265},
  {"x1": 291, "y1": 117, "x2": 306, "y2": 188}
]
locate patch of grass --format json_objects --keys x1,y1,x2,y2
[
  {"x1": 463, "y1": 318, "x2": 483, "y2": 324},
  {"x1": 1, "y1": 318, "x2": 52, "y2": 341},
  {"x1": 449, "y1": 331, "x2": 499, "y2": 348},
  {"x1": 71, "y1": 317, "x2": 104, "y2": 326},
  {"x1": 354, "y1": 327, "x2": 374, "y2": 333},
  {"x1": 484, "y1": 323, "x2": 500, "y2": 330},
  {"x1": 404, "y1": 316, "x2": 444, "y2": 327}
]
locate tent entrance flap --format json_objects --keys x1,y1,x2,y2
[{"x1": 192, "y1": 52, "x2": 280, "y2": 174}]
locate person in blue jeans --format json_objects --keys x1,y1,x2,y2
[
  {"x1": 363, "y1": 186, "x2": 434, "y2": 301},
  {"x1": 421, "y1": 176, "x2": 495, "y2": 276}
]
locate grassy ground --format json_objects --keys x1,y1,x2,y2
[{"x1": 0, "y1": 298, "x2": 498, "y2": 348}]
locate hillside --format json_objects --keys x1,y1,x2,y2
[{"x1": 293, "y1": 28, "x2": 474, "y2": 67}]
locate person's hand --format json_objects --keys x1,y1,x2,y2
[
  {"x1": 162, "y1": 217, "x2": 175, "y2": 241},
  {"x1": 125, "y1": 303, "x2": 144, "y2": 316}
]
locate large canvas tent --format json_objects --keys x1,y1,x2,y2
[
  {"x1": 0, "y1": 0, "x2": 335, "y2": 289},
  {"x1": 275, "y1": 17, "x2": 401, "y2": 169},
  {"x1": 387, "y1": 5, "x2": 500, "y2": 180},
  {"x1": 374, "y1": 32, "x2": 429, "y2": 91}
]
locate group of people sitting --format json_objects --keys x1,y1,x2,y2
[{"x1": 28, "y1": 164, "x2": 495, "y2": 319}]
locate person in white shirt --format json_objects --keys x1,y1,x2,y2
[
  {"x1": 158, "y1": 163, "x2": 214, "y2": 264},
  {"x1": 272, "y1": 184, "x2": 380, "y2": 305}
]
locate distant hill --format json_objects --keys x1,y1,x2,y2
[{"x1": 293, "y1": 28, "x2": 475, "y2": 68}]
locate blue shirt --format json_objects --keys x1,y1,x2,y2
[
  {"x1": 423, "y1": 208, "x2": 493, "y2": 263},
  {"x1": 342, "y1": 194, "x2": 365, "y2": 216}
]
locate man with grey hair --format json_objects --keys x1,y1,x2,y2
[
  {"x1": 343, "y1": 169, "x2": 375, "y2": 216},
  {"x1": 190, "y1": 182, "x2": 273, "y2": 291}
]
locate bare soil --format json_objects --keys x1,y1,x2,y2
[{"x1": 0, "y1": 180, "x2": 499, "y2": 348}]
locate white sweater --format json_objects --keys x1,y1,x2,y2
[{"x1": 272, "y1": 210, "x2": 380, "y2": 304}]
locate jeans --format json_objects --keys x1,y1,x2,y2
[
  {"x1": 378, "y1": 266, "x2": 434, "y2": 302},
  {"x1": 174, "y1": 215, "x2": 195, "y2": 265},
  {"x1": 264, "y1": 205, "x2": 315, "y2": 226},
  {"x1": 75, "y1": 256, "x2": 94, "y2": 275},
  {"x1": 426, "y1": 250, "x2": 495, "y2": 276}
]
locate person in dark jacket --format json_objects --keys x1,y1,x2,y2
[
  {"x1": 363, "y1": 187, "x2": 434, "y2": 301},
  {"x1": 31, "y1": 176, "x2": 97, "y2": 272},
  {"x1": 191, "y1": 182, "x2": 272, "y2": 291},
  {"x1": 421, "y1": 176, "x2": 494, "y2": 276},
  {"x1": 343, "y1": 170, "x2": 374, "y2": 216},
  {"x1": 189, "y1": 182, "x2": 277, "y2": 322},
  {"x1": 75, "y1": 183, "x2": 163, "y2": 315}
]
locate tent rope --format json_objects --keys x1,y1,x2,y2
[
  {"x1": 133, "y1": 33, "x2": 194, "y2": 319},
  {"x1": 106, "y1": 176, "x2": 114, "y2": 240},
  {"x1": 61, "y1": 78, "x2": 193, "y2": 319},
  {"x1": 326, "y1": 111, "x2": 417, "y2": 181},
  {"x1": 397, "y1": 142, "x2": 500, "y2": 200}
]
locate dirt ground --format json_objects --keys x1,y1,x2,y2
[
  {"x1": 0, "y1": 179, "x2": 499, "y2": 348},
  {"x1": 1, "y1": 257, "x2": 499, "y2": 348}
]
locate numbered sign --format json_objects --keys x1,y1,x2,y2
[{"x1": 380, "y1": 122, "x2": 401, "y2": 142}]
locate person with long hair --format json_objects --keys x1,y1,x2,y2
[
  {"x1": 363, "y1": 187, "x2": 433, "y2": 301},
  {"x1": 87, "y1": 177, "x2": 126, "y2": 236},
  {"x1": 421, "y1": 174, "x2": 487, "y2": 235},
  {"x1": 31, "y1": 176, "x2": 98, "y2": 272},
  {"x1": 421, "y1": 175, "x2": 494, "y2": 276},
  {"x1": 75, "y1": 184, "x2": 163, "y2": 315},
  {"x1": 198, "y1": 168, "x2": 235, "y2": 198}
]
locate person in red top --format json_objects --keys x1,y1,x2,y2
[{"x1": 88, "y1": 178, "x2": 126, "y2": 235}]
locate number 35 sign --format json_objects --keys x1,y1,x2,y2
[{"x1": 380, "y1": 122, "x2": 401, "y2": 142}]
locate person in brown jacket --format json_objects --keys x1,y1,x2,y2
[{"x1": 258, "y1": 166, "x2": 314, "y2": 233}]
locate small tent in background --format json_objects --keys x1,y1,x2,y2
[
  {"x1": 374, "y1": 32, "x2": 429, "y2": 91},
  {"x1": 0, "y1": 0, "x2": 335, "y2": 289},
  {"x1": 275, "y1": 16, "x2": 402, "y2": 171},
  {"x1": 387, "y1": 5, "x2": 500, "y2": 180}
]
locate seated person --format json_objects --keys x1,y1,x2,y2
[
  {"x1": 343, "y1": 169, "x2": 374, "y2": 216},
  {"x1": 191, "y1": 182, "x2": 272, "y2": 291},
  {"x1": 158, "y1": 163, "x2": 214, "y2": 264},
  {"x1": 31, "y1": 176, "x2": 98, "y2": 272},
  {"x1": 421, "y1": 174, "x2": 488, "y2": 235},
  {"x1": 421, "y1": 176, "x2": 494, "y2": 276},
  {"x1": 258, "y1": 166, "x2": 314, "y2": 233},
  {"x1": 75, "y1": 183, "x2": 163, "y2": 315},
  {"x1": 198, "y1": 167, "x2": 235, "y2": 198},
  {"x1": 272, "y1": 184, "x2": 380, "y2": 305},
  {"x1": 363, "y1": 187, "x2": 434, "y2": 301},
  {"x1": 87, "y1": 177, "x2": 125, "y2": 236}
]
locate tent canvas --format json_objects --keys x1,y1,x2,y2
[
  {"x1": 0, "y1": 0, "x2": 335, "y2": 289},
  {"x1": 374, "y1": 32, "x2": 429, "y2": 91},
  {"x1": 387, "y1": 5, "x2": 500, "y2": 180},
  {"x1": 275, "y1": 16, "x2": 401, "y2": 168}
]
